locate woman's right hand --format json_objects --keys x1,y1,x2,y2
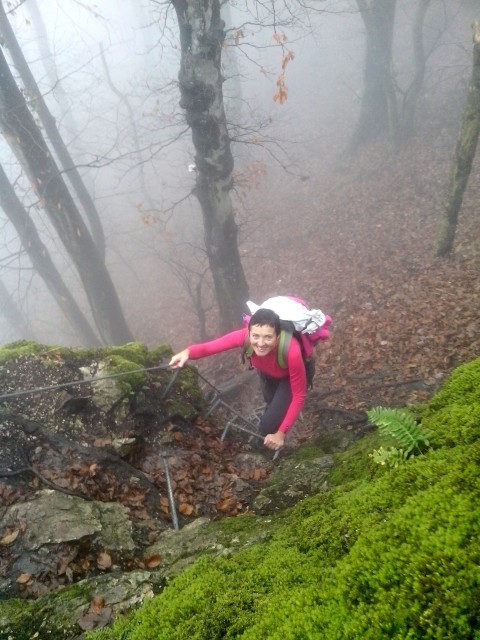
[{"x1": 169, "y1": 348, "x2": 190, "y2": 369}]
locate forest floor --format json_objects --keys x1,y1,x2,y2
[
  {"x1": 168, "y1": 102, "x2": 480, "y2": 450},
  {"x1": 1, "y1": 100, "x2": 480, "y2": 598}
]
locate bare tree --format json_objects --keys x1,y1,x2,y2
[
  {"x1": 350, "y1": 0, "x2": 398, "y2": 148},
  {"x1": 0, "y1": 163, "x2": 101, "y2": 346},
  {"x1": 0, "y1": 277, "x2": 33, "y2": 340},
  {"x1": 435, "y1": 20, "x2": 480, "y2": 257},
  {"x1": 349, "y1": 0, "x2": 461, "y2": 149},
  {"x1": 0, "y1": 0, "x2": 106, "y2": 259},
  {"x1": 0, "y1": 46, "x2": 133, "y2": 345},
  {"x1": 401, "y1": 0, "x2": 431, "y2": 137},
  {"x1": 170, "y1": 0, "x2": 250, "y2": 332}
]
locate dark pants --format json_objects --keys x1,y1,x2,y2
[{"x1": 258, "y1": 373, "x2": 291, "y2": 436}]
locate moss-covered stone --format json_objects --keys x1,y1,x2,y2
[
  {"x1": 164, "y1": 365, "x2": 206, "y2": 420},
  {"x1": 0, "y1": 340, "x2": 52, "y2": 363}
]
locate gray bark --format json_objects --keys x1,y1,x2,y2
[
  {"x1": 435, "y1": 20, "x2": 480, "y2": 257},
  {"x1": 350, "y1": 0, "x2": 397, "y2": 149},
  {"x1": 0, "y1": 164, "x2": 101, "y2": 346},
  {"x1": 0, "y1": 278, "x2": 33, "y2": 340},
  {"x1": 172, "y1": 0, "x2": 249, "y2": 332},
  {"x1": 0, "y1": 0, "x2": 106, "y2": 260},
  {"x1": 0, "y1": 46, "x2": 133, "y2": 345},
  {"x1": 401, "y1": 0, "x2": 431, "y2": 137}
]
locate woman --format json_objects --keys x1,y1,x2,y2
[{"x1": 169, "y1": 308, "x2": 307, "y2": 451}]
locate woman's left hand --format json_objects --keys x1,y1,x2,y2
[{"x1": 264, "y1": 431, "x2": 285, "y2": 451}]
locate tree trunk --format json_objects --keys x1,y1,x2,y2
[
  {"x1": 435, "y1": 21, "x2": 480, "y2": 257},
  {"x1": 0, "y1": 47, "x2": 133, "y2": 345},
  {"x1": 350, "y1": 0, "x2": 397, "y2": 149},
  {"x1": 401, "y1": 0, "x2": 431, "y2": 138},
  {"x1": 0, "y1": 278, "x2": 33, "y2": 340},
  {"x1": 0, "y1": 0, "x2": 106, "y2": 260},
  {"x1": 0, "y1": 163, "x2": 102, "y2": 346},
  {"x1": 171, "y1": 0, "x2": 249, "y2": 332}
]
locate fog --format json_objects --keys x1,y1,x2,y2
[{"x1": 0, "y1": 0, "x2": 477, "y2": 348}]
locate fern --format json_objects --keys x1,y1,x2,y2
[
  {"x1": 367, "y1": 407, "x2": 431, "y2": 466},
  {"x1": 369, "y1": 446, "x2": 409, "y2": 468}
]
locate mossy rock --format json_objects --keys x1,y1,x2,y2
[
  {"x1": 163, "y1": 365, "x2": 206, "y2": 420},
  {"x1": 0, "y1": 340, "x2": 55, "y2": 364}
]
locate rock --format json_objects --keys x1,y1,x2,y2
[
  {"x1": 1, "y1": 489, "x2": 135, "y2": 552},
  {"x1": 0, "y1": 490, "x2": 136, "y2": 596},
  {"x1": 80, "y1": 361, "x2": 128, "y2": 413},
  {"x1": 252, "y1": 455, "x2": 334, "y2": 515}
]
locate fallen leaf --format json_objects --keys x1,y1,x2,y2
[
  {"x1": 76, "y1": 607, "x2": 112, "y2": 631},
  {"x1": 216, "y1": 497, "x2": 238, "y2": 512},
  {"x1": 1, "y1": 529, "x2": 19, "y2": 545},
  {"x1": 178, "y1": 502, "x2": 194, "y2": 516},
  {"x1": 145, "y1": 554, "x2": 162, "y2": 568},
  {"x1": 90, "y1": 595, "x2": 106, "y2": 613},
  {"x1": 96, "y1": 551, "x2": 112, "y2": 570}
]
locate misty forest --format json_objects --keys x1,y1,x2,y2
[{"x1": 0, "y1": 0, "x2": 480, "y2": 638}]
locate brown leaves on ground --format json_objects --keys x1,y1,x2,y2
[
  {"x1": 76, "y1": 595, "x2": 112, "y2": 631},
  {"x1": 146, "y1": 421, "x2": 270, "y2": 522}
]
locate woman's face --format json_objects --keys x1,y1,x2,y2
[{"x1": 249, "y1": 323, "x2": 278, "y2": 357}]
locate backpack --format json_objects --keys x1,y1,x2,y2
[{"x1": 242, "y1": 296, "x2": 331, "y2": 389}]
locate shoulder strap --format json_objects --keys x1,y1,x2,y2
[
  {"x1": 276, "y1": 328, "x2": 292, "y2": 368},
  {"x1": 242, "y1": 335, "x2": 254, "y2": 367}
]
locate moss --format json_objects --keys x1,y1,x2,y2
[
  {"x1": 328, "y1": 430, "x2": 384, "y2": 486},
  {"x1": 86, "y1": 443, "x2": 480, "y2": 639},
  {"x1": 203, "y1": 512, "x2": 277, "y2": 548},
  {"x1": 422, "y1": 401, "x2": 480, "y2": 448},
  {"x1": 100, "y1": 343, "x2": 149, "y2": 365},
  {"x1": 0, "y1": 340, "x2": 52, "y2": 363},
  {"x1": 0, "y1": 583, "x2": 93, "y2": 640},
  {"x1": 97, "y1": 355, "x2": 147, "y2": 395},
  {"x1": 147, "y1": 344, "x2": 173, "y2": 365},
  {"x1": 426, "y1": 357, "x2": 480, "y2": 411},
  {"x1": 164, "y1": 366, "x2": 205, "y2": 419}
]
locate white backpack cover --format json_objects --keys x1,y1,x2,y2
[{"x1": 246, "y1": 296, "x2": 326, "y2": 334}]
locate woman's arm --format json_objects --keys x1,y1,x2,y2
[
  {"x1": 278, "y1": 339, "x2": 307, "y2": 433},
  {"x1": 169, "y1": 329, "x2": 247, "y2": 368}
]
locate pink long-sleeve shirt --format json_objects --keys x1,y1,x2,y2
[{"x1": 187, "y1": 328, "x2": 306, "y2": 433}]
